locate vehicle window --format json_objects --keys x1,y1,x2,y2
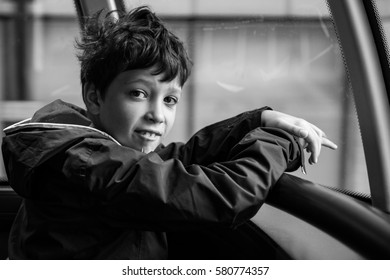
[
  {"x1": 0, "y1": 0, "x2": 370, "y2": 194},
  {"x1": 0, "y1": 0, "x2": 82, "y2": 180}
]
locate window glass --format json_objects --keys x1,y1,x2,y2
[
  {"x1": 128, "y1": 0, "x2": 370, "y2": 193},
  {"x1": 0, "y1": 0, "x2": 370, "y2": 194},
  {"x1": 0, "y1": 0, "x2": 81, "y2": 178}
]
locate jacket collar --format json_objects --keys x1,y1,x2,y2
[{"x1": 3, "y1": 99, "x2": 121, "y2": 146}]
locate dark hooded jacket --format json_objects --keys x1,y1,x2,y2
[{"x1": 2, "y1": 99, "x2": 302, "y2": 259}]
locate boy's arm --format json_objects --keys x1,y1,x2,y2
[
  {"x1": 63, "y1": 127, "x2": 302, "y2": 231},
  {"x1": 157, "y1": 107, "x2": 271, "y2": 165},
  {"x1": 157, "y1": 108, "x2": 337, "y2": 167}
]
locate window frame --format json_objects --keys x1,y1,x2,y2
[{"x1": 328, "y1": 0, "x2": 390, "y2": 212}]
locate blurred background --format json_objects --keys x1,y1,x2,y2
[{"x1": 1, "y1": 0, "x2": 390, "y2": 194}]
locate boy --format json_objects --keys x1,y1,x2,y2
[{"x1": 2, "y1": 6, "x2": 336, "y2": 259}]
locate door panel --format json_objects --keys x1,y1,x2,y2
[{"x1": 0, "y1": 184, "x2": 21, "y2": 259}]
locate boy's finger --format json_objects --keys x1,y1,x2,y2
[
  {"x1": 306, "y1": 135, "x2": 321, "y2": 164},
  {"x1": 322, "y1": 138, "x2": 338, "y2": 150}
]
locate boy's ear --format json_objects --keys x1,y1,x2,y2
[{"x1": 82, "y1": 82, "x2": 102, "y2": 115}]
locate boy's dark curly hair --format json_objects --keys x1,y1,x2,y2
[{"x1": 75, "y1": 6, "x2": 192, "y2": 96}]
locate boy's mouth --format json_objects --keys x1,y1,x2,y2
[{"x1": 135, "y1": 129, "x2": 162, "y2": 141}]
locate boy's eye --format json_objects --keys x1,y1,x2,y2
[
  {"x1": 164, "y1": 96, "x2": 179, "y2": 106},
  {"x1": 130, "y1": 90, "x2": 147, "y2": 99}
]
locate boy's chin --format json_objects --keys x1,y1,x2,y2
[
  {"x1": 121, "y1": 140, "x2": 159, "y2": 153},
  {"x1": 141, "y1": 145, "x2": 157, "y2": 154}
]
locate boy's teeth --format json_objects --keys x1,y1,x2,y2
[{"x1": 141, "y1": 131, "x2": 156, "y2": 138}]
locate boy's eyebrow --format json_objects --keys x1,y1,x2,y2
[
  {"x1": 124, "y1": 77, "x2": 154, "y2": 85},
  {"x1": 169, "y1": 86, "x2": 182, "y2": 94},
  {"x1": 170, "y1": 91, "x2": 182, "y2": 99},
  {"x1": 125, "y1": 77, "x2": 182, "y2": 94}
]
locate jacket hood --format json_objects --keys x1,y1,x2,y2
[{"x1": 1, "y1": 99, "x2": 118, "y2": 198}]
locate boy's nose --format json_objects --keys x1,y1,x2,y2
[{"x1": 145, "y1": 102, "x2": 164, "y2": 123}]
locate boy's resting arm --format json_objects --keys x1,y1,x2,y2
[
  {"x1": 157, "y1": 107, "x2": 336, "y2": 167},
  {"x1": 62, "y1": 127, "x2": 302, "y2": 231},
  {"x1": 156, "y1": 107, "x2": 271, "y2": 165}
]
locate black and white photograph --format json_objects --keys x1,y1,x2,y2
[{"x1": 0, "y1": 0, "x2": 389, "y2": 278}]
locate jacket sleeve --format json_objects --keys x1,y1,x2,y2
[
  {"x1": 156, "y1": 107, "x2": 272, "y2": 165},
  {"x1": 62, "y1": 126, "x2": 302, "y2": 231}
]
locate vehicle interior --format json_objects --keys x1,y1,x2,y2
[{"x1": 0, "y1": 0, "x2": 390, "y2": 259}]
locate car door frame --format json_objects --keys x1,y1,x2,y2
[{"x1": 328, "y1": 0, "x2": 390, "y2": 213}]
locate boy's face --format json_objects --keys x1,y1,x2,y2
[{"x1": 95, "y1": 67, "x2": 182, "y2": 153}]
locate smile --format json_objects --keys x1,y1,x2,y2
[{"x1": 135, "y1": 130, "x2": 162, "y2": 141}]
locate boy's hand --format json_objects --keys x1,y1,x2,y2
[{"x1": 261, "y1": 110, "x2": 338, "y2": 165}]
